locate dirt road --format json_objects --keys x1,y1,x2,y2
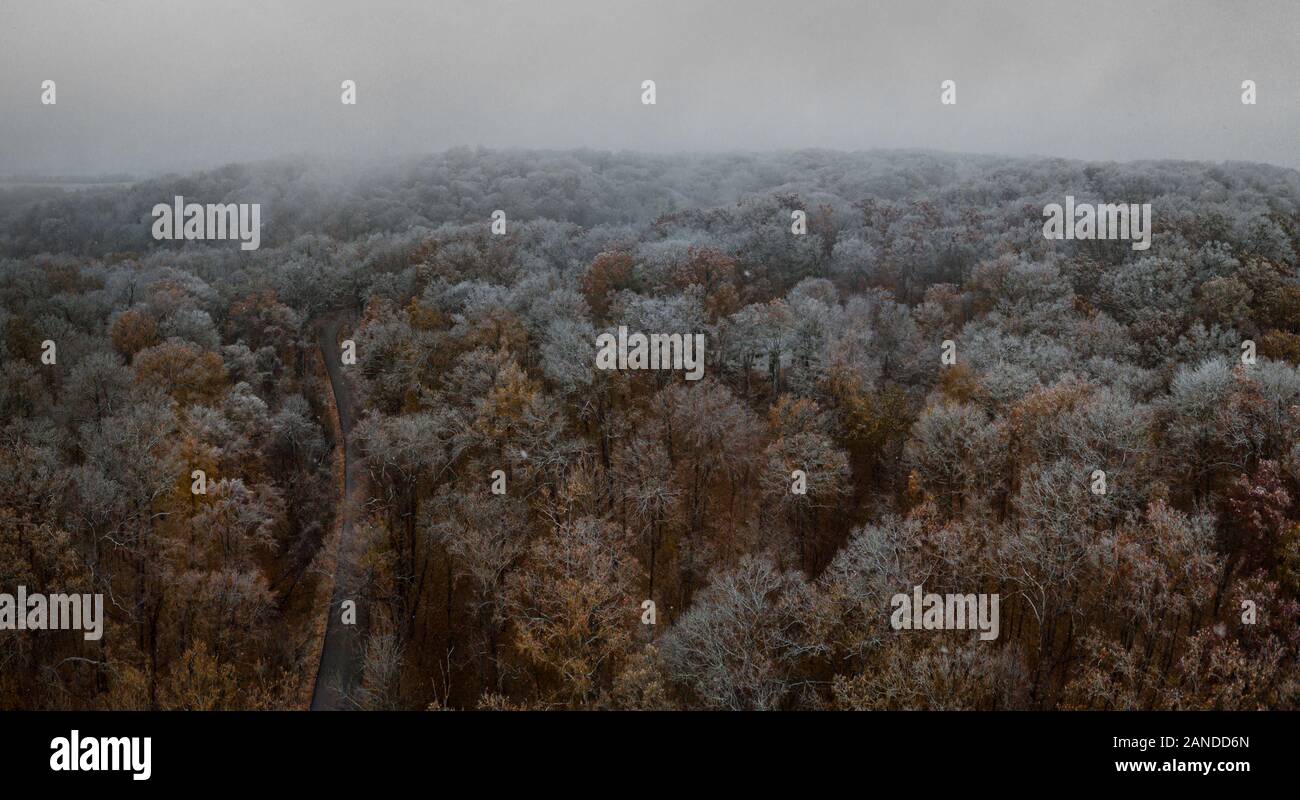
[{"x1": 310, "y1": 315, "x2": 362, "y2": 710}]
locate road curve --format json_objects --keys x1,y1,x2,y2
[{"x1": 310, "y1": 315, "x2": 362, "y2": 710}]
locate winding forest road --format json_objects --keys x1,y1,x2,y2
[{"x1": 310, "y1": 315, "x2": 363, "y2": 710}]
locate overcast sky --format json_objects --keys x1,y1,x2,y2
[{"x1": 1, "y1": 0, "x2": 1297, "y2": 176}]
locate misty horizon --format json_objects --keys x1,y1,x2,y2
[
  {"x1": 7, "y1": 145, "x2": 1300, "y2": 185},
  {"x1": 3, "y1": 0, "x2": 1298, "y2": 175}
]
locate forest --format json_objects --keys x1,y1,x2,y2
[{"x1": 1, "y1": 148, "x2": 1297, "y2": 709}]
